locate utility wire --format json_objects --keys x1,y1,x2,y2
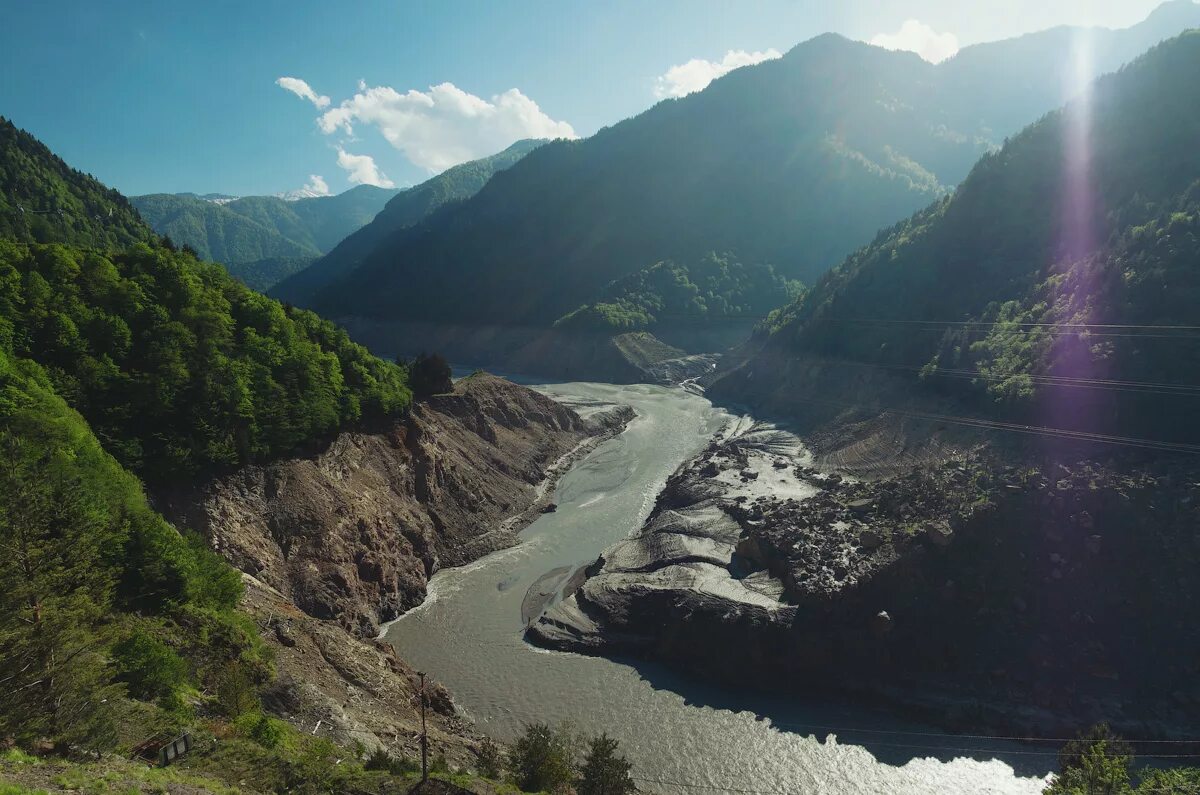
[
  {"x1": 823, "y1": 358, "x2": 1200, "y2": 398},
  {"x1": 782, "y1": 393, "x2": 1200, "y2": 455},
  {"x1": 758, "y1": 719, "x2": 1200, "y2": 745}
]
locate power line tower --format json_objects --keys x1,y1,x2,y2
[{"x1": 417, "y1": 671, "x2": 428, "y2": 783}]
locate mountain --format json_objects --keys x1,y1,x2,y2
[
  {"x1": 230, "y1": 185, "x2": 399, "y2": 253},
  {"x1": 0, "y1": 116, "x2": 154, "y2": 249},
  {"x1": 131, "y1": 184, "x2": 398, "y2": 290},
  {"x1": 0, "y1": 119, "x2": 409, "y2": 768},
  {"x1": 270, "y1": 138, "x2": 544, "y2": 304},
  {"x1": 0, "y1": 115, "x2": 626, "y2": 786},
  {"x1": 129, "y1": 192, "x2": 317, "y2": 284},
  {"x1": 307, "y1": 2, "x2": 1200, "y2": 367},
  {"x1": 718, "y1": 29, "x2": 1200, "y2": 445},
  {"x1": 533, "y1": 31, "x2": 1200, "y2": 735},
  {"x1": 553, "y1": 251, "x2": 803, "y2": 353},
  {"x1": 935, "y1": 0, "x2": 1200, "y2": 139}
]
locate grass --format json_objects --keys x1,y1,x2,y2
[{"x1": 0, "y1": 717, "x2": 514, "y2": 795}]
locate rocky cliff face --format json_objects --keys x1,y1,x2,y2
[
  {"x1": 241, "y1": 574, "x2": 483, "y2": 763},
  {"x1": 162, "y1": 373, "x2": 630, "y2": 638}
]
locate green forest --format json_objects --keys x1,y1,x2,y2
[
  {"x1": 130, "y1": 185, "x2": 399, "y2": 291},
  {"x1": 0, "y1": 115, "x2": 425, "y2": 790},
  {"x1": 0, "y1": 118, "x2": 153, "y2": 251},
  {"x1": 0, "y1": 240, "x2": 410, "y2": 484},
  {"x1": 0, "y1": 343, "x2": 267, "y2": 756},
  {"x1": 554, "y1": 252, "x2": 803, "y2": 332},
  {"x1": 758, "y1": 32, "x2": 1200, "y2": 442}
]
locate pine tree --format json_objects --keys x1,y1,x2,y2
[
  {"x1": 0, "y1": 378, "x2": 126, "y2": 752},
  {"x1": 577, "y1": 733, "x2": 635, "y2": 795}
]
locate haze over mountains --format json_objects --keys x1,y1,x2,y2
[
  {"x1": 270, "y1": 139, "x2": 544, "y2": 304},
  {"x1": 131, "y1": 185, "x2": 397, "y2": 290},
  {"x1": 716, "y1": 27, "x2": 1200, "y2": 444},
  {"x1": 4, "y1": 2, "x2": 1200, "y2": 792},
  {"x1": 283, "y1": 0, "x2": 1200, "y2": 373}
]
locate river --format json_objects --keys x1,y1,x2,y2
[{"x1": 383, "y1": 381, "x2": 1052, "y2": 794}]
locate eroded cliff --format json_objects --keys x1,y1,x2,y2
[{"x1": 162, "y1": 373, "x2": 630, "y2": 638}]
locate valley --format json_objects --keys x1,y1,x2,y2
[
  {"x1": 3, "y1": 3, "x2": 1200, "y2": 794},
  {"x1": 384, "y1": 381, "x2": 1050, "y2": 794}
]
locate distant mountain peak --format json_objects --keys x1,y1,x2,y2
[{"x1": 277, "y1": 186, "x2": 329, "y2": 201}]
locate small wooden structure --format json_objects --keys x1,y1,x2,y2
[{"x1": 157, "y1": 733, "x2": 193, "y2": 767}]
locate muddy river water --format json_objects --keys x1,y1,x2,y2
[{"x1": 384, "y1": 381, "x2": 1051, "y2": 794}]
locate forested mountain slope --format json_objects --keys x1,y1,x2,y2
[
  {"x1": 539, "y1": 32, "x2": 1200, "y2": 736},
  {"x1": 132, "y1": 193, "x2": 312, "y2": 260},
  {"x1": 0, "y1": 117, "x2": 153, "y2": 249},
  {"x1": 0, "y1": 119, "x2": 610, "y2": 783},
  {"x1": 131, "y1": 185, "x2": 397, "y2": 291},
  {"x1": 270, "y1": 138, "x2": 543, "y2": 304},
  {"x1": 717, "y1": 30, "x2": 1200, "y2": 445},
  {"x1": 310, "y1": 3, "x2": 1200, "y2": 356}
]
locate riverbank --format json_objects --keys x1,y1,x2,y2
[
  {"x1": 383, "y1": 381, "x2": 1049, "y2": 795},
  {"x1": 530, "y1": 383, "x2": 1200, "y2": 743}
]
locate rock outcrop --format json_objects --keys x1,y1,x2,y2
[
  {"x1": 241, "y1": 574, "x2": 483, "y2": 763},
  {"x1": 162, "y1": 373, "x2": 630, "y2": 638},
  {"x1": 531, "y1": 397, "x2": 1200, "y2": 736}
]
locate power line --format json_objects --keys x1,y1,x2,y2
[
  {"x1": 640, "y1": 314, "x2": 1200, "y2": 338},
  {"x1": 836, "y1": 318, "x2": 1200, "y2": 332},
  {"x1": 759, "y1": 719, "x2": 1200, "y2": 746},
  {"x1": 633, "y1": 776, "x2": 785, "y2": 794},
  {"x1": 826, "y1": 320, "x2": 1200, "y2": 341},
  {"x1": 782, "y1": 393, "x2": 1200, "y2": 455},
  {"x1": 826, "y1": 358, "x2": 1200, "y2": 398}
]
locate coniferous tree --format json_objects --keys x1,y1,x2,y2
[{"x1": 577, "y1": 733, "x2": 636, "y2": 795}]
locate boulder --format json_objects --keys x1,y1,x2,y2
[
  {"x1": 859, "y1": 528, "x2": 885, "y2": 549},
  {"x1": 871, "y1": 610, "x2": 894, "y2": 637},
  {"x1": 926, "y1": 521, "x2": 954, "y2": 546}
]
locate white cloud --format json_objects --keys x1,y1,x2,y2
[
  {"x1": 336, "y1": 148, "x2": 395, "y2": 188},
  {"x1": 299, "y1": 174, "x2": 330, "y2": 196},
  {"x1": 276, "y1": 76, "x2": 330, "y2": 108},
  {"x1": 870, "y1": 20, "x2": 959, "y2": 64},
  {"x1": 653, "y1": 49, "x2": 782, "y2": 99},
  {"x1": 317, "y1": 82, "x2": 576, "y2": 173}
]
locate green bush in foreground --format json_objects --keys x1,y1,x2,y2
[
  {"x1": 509, "y1": 723, "x2": 634, "y2": 795},
  {"x1": 1043, "y1": 724, "x2": 1200, "y2": 794}
]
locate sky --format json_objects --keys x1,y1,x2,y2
[{"x1": 0, "y1": 0, "x2": 1177, "y2": 198}]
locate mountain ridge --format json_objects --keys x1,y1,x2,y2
[
  {"x1": 270, "y1": 138, "x2": 545, "y2": 305},
  {"x1": 306, "y1": 3, "x2": 1200, "y2": 369}
]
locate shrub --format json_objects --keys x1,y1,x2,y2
[
  {"x1": 510, "y1": 723, "x2": 579, "y2": 794},
  {"x1": 112, "y1": 628, "x2": 189, "y2": 701},
  {"x1": 233, "y1": 712, "x2": 287, "y2": 749},
  {"x1": 476, "y1": 736, "x2": 503, "y2": 779},
  {"x1": 578, "y1": 733, "x2": 635, "y2": 795},
  {"x1": 406, "y1": 352, "x2": 453, "y2": 398}
]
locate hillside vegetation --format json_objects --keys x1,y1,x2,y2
[
  {"x1": 0, "y1": 239, "x2": 410, "y2": 484},
  {"x1": 0, "y1": 342, "x2": 267, "y2": 757},
  {"x1": 309, "y1": 4, "x2": 1200, "y2": 350},
  {"x1": 0, "y1": 118, "x2": 427, "y2": 789},
  {"x1": 0, "y1": 117, "x2": 153, "y2": 250},
  {"x1": 131, "y1": 185, "x2": 397, "y2": 291},
  {"x1": 747, "y1": 31, "x2": 1200, "y2": 443},
  {"x1": 555, "y1": 252, "x2": 802, "y2": 332},
  {"x1": 271, "y1": 138, "x2": 544, "y2": 305}
]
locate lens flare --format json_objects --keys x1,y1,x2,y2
[{"x1": 1046, "y1": 29, "x2": 1108, "y2": 439}]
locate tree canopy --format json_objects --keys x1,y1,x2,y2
[{"x1": 0, "y1": 240, "x2": 411, "y2": 483}]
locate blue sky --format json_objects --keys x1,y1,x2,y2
[{"x1": 0, "y1": 0, "x2": 1171, "y2": 197}]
